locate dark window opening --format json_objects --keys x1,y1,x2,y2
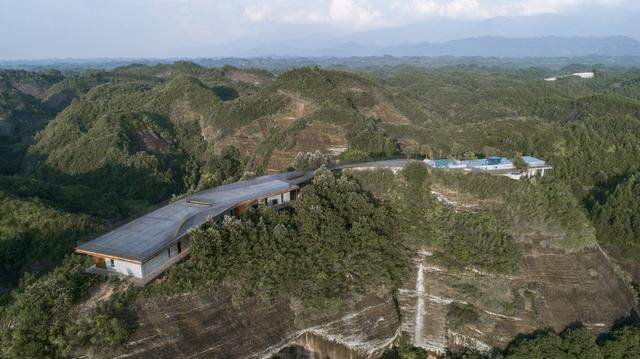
[
  {"x1": 109, "y1": 259, "x2": 115, "y2": 268},
  {"x1": 271, "y1": 199, "x2": 278, "y2": 205}
]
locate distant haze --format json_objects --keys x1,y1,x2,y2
[{"x1": 1, "y1": 0, "x2": 640, "y2": 59}]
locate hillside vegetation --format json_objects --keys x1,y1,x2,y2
[{"x1": 0, "y1": 62, "x2": 639, "y2": 357}]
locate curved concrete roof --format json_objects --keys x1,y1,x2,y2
[
  {"x1": 76, "y1": 173, "x2": 303, "y2": 262},
  {"x1": 76, "y1": 160, "x2": 417, "y2": 262}
]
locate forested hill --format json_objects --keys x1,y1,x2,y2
[{"x1": 1, "y1": 62, "x2": 640, "y2": 357}]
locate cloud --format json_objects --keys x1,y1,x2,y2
[
  {"x1": 394, "y1": 0, "x2": 626, "y2": 19},
  {"x1": 239, "y1": 0, "x2": 628, "y2": 29},
  {"x1": 241, "y1": 0, "x2": 382, "y2": 28},
  {"x1": 243, "y1": 3, "x2": 273, "y2": 22},
  {"x1": 329, "y1": 0, "x2": 382, "y2": 25}
]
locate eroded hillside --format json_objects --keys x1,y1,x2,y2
[
  {"x1": 64, "y1": 166, "x2": 638, "y2": 359},
  {"x1": 2, "y1": 63, "x2": 640, "y2": 358}
]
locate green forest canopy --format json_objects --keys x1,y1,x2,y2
[{"x1": 1, "y1": 62, "x2": 640, "y2": 356}]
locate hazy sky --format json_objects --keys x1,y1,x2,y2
[{"x1": 1, "y1": 0, "x2": 638, "y2": 59}]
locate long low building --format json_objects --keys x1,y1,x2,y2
[
  {"x1": 424, "y1": 155, "x2": 552, "y2": 179},
  {"x1": 464, "y1": 156, "x2": 514, "y2": 171},
  {"x1": 76, "y1": 171, "x2": 311, "y2": 285},
  {"x1": 76, "y1": 160, "x2": 416, "y2": 285}
]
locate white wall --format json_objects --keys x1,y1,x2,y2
[
  {"x1": 573, "y1": 72, "x2": 594, "y2": 79},
  {"x1": 106, "y1": 258, "x2": 143, "y2": 278},
  {"x1": 282, "y1": 191, "x2": 291, "y2": 203},
  {"x1": 478, "y1": 164, "x2": 513, "y2": 170}
]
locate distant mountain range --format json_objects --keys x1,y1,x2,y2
[
  {"x1": 197, "y1": 36, "x2": 640, "y2": 58},
  {"x1": 172, "y1": 10, "x2": 640, "y2": 58}
]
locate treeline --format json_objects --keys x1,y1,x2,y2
[
  {"x1": 153, "y1": 168, "x2": 410, "y2": 307},
  {"x1": 1, "y1": 63, "x2": 640, "y2": 356},
  {"x1": 0, "y1": 167, "x2": 412, "y2": 357},
  {"x1": 497, "y1": 324, "x2": 640, "y2": 359},
  {"x1": 425, "y1": 169, "x2": 597, "y2": 251},
  {"x1": 0, "y1": 256, "x2": 135, "y2": 358},
  {"x1": 592, "y1": 172, "x2": 640, "y2": 261},
  {"x1": 349, "y1": 164, "x2": 521, "y2": 274},
  {"x1": 0, "y1": 192, "x2": 99, "y2": 280},
  {"x1": 384, "y1": 322, "x2": 640, "y2": 358},
  {"x1": 0, "y1": 66, "x2": 254, "y2": 292}
]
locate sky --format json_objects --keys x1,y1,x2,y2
[{"x1": 1, "y1": 0, "x2": 639, "y2": 59}]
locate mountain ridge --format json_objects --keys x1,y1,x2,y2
[{"x1": 229, "y1": 35, "x2": 640, "y2": 58}]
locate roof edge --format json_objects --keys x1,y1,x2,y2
[{"x1": 75, "y1": 247, "x2": 143, "y2": 264}]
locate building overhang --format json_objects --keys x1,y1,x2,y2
[
  {"x1": 75, "y1": 248, "x2": 143, "y2": 264},
  {"x1": 76, "y1": 184, "x2": 300, "y2": 264}
]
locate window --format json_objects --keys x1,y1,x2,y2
[
  {"x1": 109, "y1": 259, "x2": 115, "y2": 268},
  {"x1": 271, "y1": 198, "x2": 278, "y2": 205}
]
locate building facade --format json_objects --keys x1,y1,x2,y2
[{"x1": 423, "y1": 155, "x2": 551, "y2": 179}]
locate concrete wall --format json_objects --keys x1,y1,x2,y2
[
  {"x1": 143, "y1": 249, "x2": 170, "y2": 276},
  {"x1": 267, "y1": 194, "x2": 281, "y2": 205},
  {"x1": 266, "y1": 190, "x2": 292, "y2": 206},
  {"x1": 478, "y1": 164, "x2": 513, "y2": 171},
  {"x1": 106, "y1": 258, "x2": 144, "y2": 278},
  {"x1": 142, "y1": 240, "x2": 187, "y2": 276}
]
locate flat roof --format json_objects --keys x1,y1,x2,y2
[
  {"x1": 464, "y1": 157, "x2": 513, "y2": 167},
  {"x1": 332, "y1": 159, "x2": 416, "y2": 170},
  {"x1": 76, "y1": 174, "x2": 300, "y2": 262},
  {"x1": 522, "y1": 156, "x2": 545, "y2": 165}
]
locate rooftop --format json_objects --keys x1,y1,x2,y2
[
  {"x1": 76, "y1": 173, "x2": 302, "y2": 262},
  {"x1": 522, "y1": 156, "x2": 546, "y2": 166},
  {"x1": 75, "y1": 160, "x2": 417, "y2": 263},
  {"x1": 463, "y1": 156, "x2": 513, "y2": 167}
]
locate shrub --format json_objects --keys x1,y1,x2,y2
[
  {"x1": 292, "y1": 150, "x2": 330, "y2": 171},
  {"x1": 447, "y1": 303, "x2": 480, "y2": 330},
  {"x1": 155, "y1": 169, "x2": 411, "y2": 308}
]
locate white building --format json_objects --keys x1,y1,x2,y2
[
  {"x1": 521, "y1": 156, "x2": 552, "y2": 178},
  {"x1": 424, "y1": 155, "x2": 552, "y2": 180},
  {"x1": 545, "y1": 72, "x2": 594, "y2": 82},
  {"x1": 572, "y1": 72, "x2": 594, "y2": 79},
  {"x1": 463, "y1": 157, "x2": 514, "y2": 171},
  {"x1": 423, "y1": 159, "x2": 467, "y2": 169}
]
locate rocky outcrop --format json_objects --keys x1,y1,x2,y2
[
  {"x1": 112, "y1": 234, "x2": 637, "y2": 359},
  {"x1": 116, "y1": 289, "x2": 400, "y2": 358},
  {"x1": 275, "y1": 332, "x2": 364, "y2": 359},
  {"x1": 398, "y1": 240, "x2": 638, "y2": 355}
]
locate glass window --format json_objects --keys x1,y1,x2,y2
[{"x1": 109, "y1": 259, "x2": 115, "y2": 267}]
